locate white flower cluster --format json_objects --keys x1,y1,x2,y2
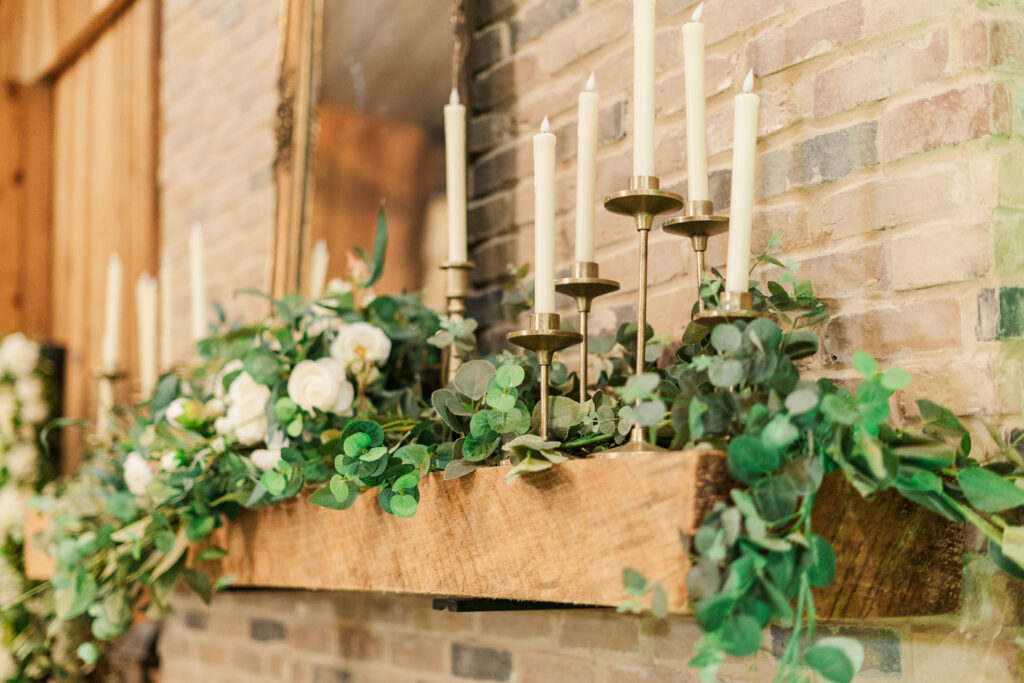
[{"x1": 0, "y1": 333, "x2": 50, "y2": 541}]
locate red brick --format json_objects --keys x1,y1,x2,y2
[
  {"x1": 748, "y1": 0, "x2": 864, "y2": 76},
  {"x1": 990, "y1": 20, "x2": 1024, "y2": 73},
  {"x1": 879, "y1": 82, "x2": 1011, "y2": 162},
  {"x1": 813, "y1": 29, "x2": 949, "y2": 118}
]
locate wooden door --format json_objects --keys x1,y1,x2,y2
[{"x1": 50, "y1": 0, "x2": 158, "y2": 467}]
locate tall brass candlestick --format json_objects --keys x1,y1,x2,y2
[
  {"x1": 94, "y1": 369, "x2": 125, "y2": 443},
  {"x1": 440, "y1": 261, "x2": 474, "y2": 384},
  {"x1": 555, "y1": 262, "x2": 619, "y2": 403},
  {"x1": 601, "y1": 176, "x2": 682, "y2": 454},
  {"x1": 507, "y1": 313, "x2": 582, "y2": 440},
  {"x1": 663, "y1": 199, "x2": 728, "y2": 311}
]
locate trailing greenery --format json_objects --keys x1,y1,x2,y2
[{"x1": 5, "y1": 223, "x2": 1024, "y2": 682}]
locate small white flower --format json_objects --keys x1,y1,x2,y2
[
  {"x1": 214, "y1": 416, "x2": 232, "y2": 435},
  {"x1": 0, "y1": 333, "x2": 39, "y2": 376},
  {"x1": 5, "y1": 443, "x2": 37, "y2": 480},
  {"x1": 250, "y1": 448, "x2": 282, "y2": 471},
  {"x1": 205, "y1": 397, "x2": 226, "y2": 419},
  {"x1": 123, "y1": 452, "x2": 155, "y2": 497},
  {"x1": 0, "y1": 487, "x2": 23, "y2": 539},
  {"x1": 160, "y1": 451, "x2": 181, "y2": 471},
  {"x1": 330, "y1": 322, "x2": 392, "y2": 368},
  {"x1": 20, "y1": 397, "x2": 47, "y2": 424},
  {"x1": 165, "y1": 398, "x2": 188, "y2": 425},
  {"x1": 213, "y1": 359, "x2": 244, "y2": 399},
  {"x1": 225, "y1": 372, "x2": 271, "y2": 446},
  {"x1": 14, "y1": 376, "x2": 43, "y2": 403},
  {"x1": 0, "y1": 390, "x2": 15, "y2": 437},
  {"x1": 287, "y1": 358, "x2": 355, "y2": 414},
  {"x1": 325, "y1": 278, "x2": 352, "y2": 295}
]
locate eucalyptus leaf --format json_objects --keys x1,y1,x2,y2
[
  {"x1": 958, "y1": 467, "x2": 1024, "y2": 512},
  {"x1": 454, "y1": 360, "x2": 496, "y2": 400}
]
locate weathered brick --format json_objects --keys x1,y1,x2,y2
[
  {"x1": 752, "y1": 204, "x2": 812, "y2": 252},
  {"x1": 760, "y1": 122, "x2": 878, "y2": 198},
  {"x1": 338, "y1": 626, "x2": 386, "y2": 660},
  {"x1": 312, "y1": 664, "x2": 351, "y2": 683},
  {"x1": 748, "y1": 0, "x2": 864, "y2": 76},
  {"x1": 451, "y1": 643, "x2": 513, "y2": 681},
  {"x1": 994, "y1": 211, "x2": 1024, "y2": 274},
  {"x1": 798, "y1": 243, "x2": 889, "y2": 299},
  {"x1": 475, "y1": 0, "x2": 514, "y2": 28},
  {"x1": 250, "y1": 617, "x2": 286, "y2": 641},
  {"x1": 879, "y1": 82, "x2": 1011, "y2": 162},
  {"x1": 897, "y1": 359, "x2": 998, "y2": 417},
  {"x1": 607, "y1": 664, "x2": 698, "y2": 683},
  {"x1": 813, "y1": 29, "x2": 949, "y2": 118},
  {"x1": 990, "y1": 20, "x2": 1024, "y2": 73},
  {"x1": 472, "y1": 146, "x2": 517, "y2": 197},
  {"x1": 703, "y1": 0, "x2": 794, "y2": 45},
  {"x1": 891, "y1": 223, "x2": 989, "y2": 290},
  {"x1": 472, "y1": 22, "x2": 511, "y2": 74},
  {"x1": 998, "y1": 151, "x2": 1024, "y2": 208},
  {"x1": 650, "y1": 617, "x2": 704, "y2": 663},
  {"x1": 470, "y1": 111, "x2": 515, "y2": 153},
  {"x1": 471, "y1": 234, "x2": 518, "y2": 288},
  {"x1": 519, "y1": 653, "x2": 597, "y2": 682},
  {"x1": 391, "y1": 634, "x2": 446, "y2": 672},
  {"x1": 472, "y1": 60, "x2": 516, "y2": 111},
  {"x1": 513, "y1": 0, "x2": 579, "y2": 46},
  {"x1": 558, "y1": 611, "x2": 640, "y2": 653},
  {"x1": 542, "y1": 1, "x2": 630, "y2": 74},
  {"x1": 963, "y1": 20, "x2": 990, "y2": 70},
  {"x1": 979, "y1": 288, "x2": 999, "y2": 342},
  {"x1": 999, "y1": 287, "x2": 1024, "y2": 339},
  {"x1": 772, "y1": 624, "x2": 901, "y2": 675},
  {"x1": 469, "y1": 191, "x2": 514, "y2": 244},
  {"x1": 823, "y1": 299, "x2": 962, "y2": 363},
  {"x1": 184, "y1": 610, "x2": 207, "y2": 630}
]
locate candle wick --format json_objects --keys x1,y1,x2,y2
[
  {"x1": 541, "y1": 116, "x2": 550, "y2": 133},
  {"x1": 692, "y1": 2, "x2": 703, "y2": 22},
  {"x1": 743, "y1": 68, "x2": 755, "y2": 93}
]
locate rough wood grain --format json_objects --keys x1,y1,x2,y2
[
  {"x1": 214, "y1": 451, "x2": 728, "y2": 612},
  {"x1": 812, "y1": 473, "x2": 963, "y2": 619}
]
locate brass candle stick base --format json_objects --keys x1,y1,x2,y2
[
  {"x1": 507, "y1": 313, "x2": 582, "y2": 440},
  {"x1": 602, "y1": 175, "x2": 682, "y2": 455},
  {"x1": 440, "y1": 261, "x2": 474, "y2": 384},
  {"x1": 693, "y1": 290, "x2": 776, "y2": 328},
  {"x1": 555, "y1": 261, "x2": 620, "y2": 403},
  {"x1": 662, "y1": 199, "x2": 729, "y2": 311},
  {"x1": 94, "y1": 369, "x2": 126, "y2": 443}
]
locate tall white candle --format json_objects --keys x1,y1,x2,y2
[
  {"x1": 633, "y1": 0, "x2": 657, "y2": 177},
  {"x1": 575, "y1": 73, "x2": 599, "y2": 263},
  {"x1": 444, "y1": 88, "x2": 468, "y2": 263},
  {"x1": 136, "y1": 273, "x2": 158, "y2": 397},
  {"x1": 683, "y1": 3, "x2": 709, "y2": 201},
  {"x1": 158, "y1": 250, "x2": 173, "y2": 371},
  {"x1": 308, "y1": 239, "x2": 329, "y2": 299},
  {"x1": 725, "y1": 70, "x2": 760, "y2": 294},
  {"x1": 100, "y1": 252, "x2": 123, "y2": 373},
  {"x1": 189, "y1": 223, "x2": 207, "y2": 342},
  {"x1": 534, "y1": 117, "x2": 557, "y2": 314}
]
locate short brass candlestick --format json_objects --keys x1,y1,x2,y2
[
  {"x1": 507, "y1": 313, "x2": 582, "y2": 440},
  {"x1": 694, "y1": 290, "x2": 776, "y2": 328},
  {"x1": 662, "y1": 199, "x2": 729, "y2": 311},
  {"x1": 94, "y1": 368, "x2": 126, "y2": 443},
  {"x1": 555, "y1": 261, "x2": 619, "y2": 403},
  {"x1": 602, "y1": 176, "x2": 683, "y2": 455},
  {"x1": 440, "y1": 261, "x2": 474, "y2": 384}
]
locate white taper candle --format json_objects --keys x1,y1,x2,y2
[
  {"x1": 158, "y1": 250, "x2": 173, "y2": 371},
  {"x1": 683, "y1": 3, "x2": 709, "y2": 201},
  {"x1": 534, "y1": 117, "x2": 557, "y2": 314},
  {"x1": 575, "y1": 73, "x2": 599, "y2": 263},
  {"x1": 308, "y1": 239, "x2": 330, "y2": 299},
  {"x1": 136, "y1": 273, "x2": 157, "y2": 397},
  {"x1": 444, "y1": 88, "x2": 468, "y2": 263},
  {"x1": 100, "y1": 252, "x2": 123, "y2": 373},
  {"x1": 725, "y1": 70, "x2": 760, "y2": 294},
  {"x1": 633, "y1": 0, "x2": 657, "y2": 177}
]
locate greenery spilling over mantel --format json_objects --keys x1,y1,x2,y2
[{"x1": 6, "y1": 221, "x2": 1024, "y2": 682}]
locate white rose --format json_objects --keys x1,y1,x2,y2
[
  {"x1": 213, "y1": 359, "x2": 244, "y2": 399},
  {"x1": 123, "y1": 452, "x2": 155, "y2": 497},
  {"x1": 287, "y1": 358, "x2": 354, "y2": 414},
  {"x1": 205, "y1": 398, "x2": 226, "y2": 419},
  {"x1": 5, "y1": 443, "x2": 36, "y2": 480},
  {"x1": 21, "y1": 397, "x2": 48, "y2": 424},
  {"x1": 0, "y1": 333, "x2": 39, "y2": 376},
  {"x1": 15, "y1": 376, "x2": 43, "y2": 403},
  {"x1": 325, "y1": 278, "x2": 352, "y2": 295},
  {"x1": 225, "y1": 372, "x2": 271, "y2": 446},
  {"x1": 214, "y1": 416, "x2": 232, "y2": 435},
  {"x1": 0, "y1": 487, "x2": 23, "y2": 539},
  {"x1": 165, "y1": 398, "x2": 188, "y2": 426},
  {"x1": 160, "y1": 451, "x2": 181, "y2": 471},
  {"x1": 330, "y1": 322, "x2": 392, "y2": 368},
  {"x1": 250, "y1": 448, "x2": 282, "y2": 472}
]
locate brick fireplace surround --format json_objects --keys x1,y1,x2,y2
[{"x1": 157, "y1": 0, "x2": 1024, "y2": 680}]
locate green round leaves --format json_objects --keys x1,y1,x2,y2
[
  {"x1": 454, "y1": 360, "x2": 496, "y2": 400},
  {"x1": 727, "y1": 435, "x2": 780, "y2": 484},
  {"x1": 804, "y1": 636, "x2": 864, "y2": 683},
  {"x1": 710, "y1": 324, "x2": 742, "y2": 354},
  {"x1": 494, "y1": 364, "x2": 526, "y2": 390},
  {"x1": 708, "y1": 359, "x2": 744, "y2": 388},
  {"x1": 804, "y1": 535, "x2": 837, "y2": 587}
]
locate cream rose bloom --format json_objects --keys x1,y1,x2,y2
[
  {"x1": 250, "y1": 448, "x2": 282, "y2": 472},
  {"x1": 330, "y1": 322, "x2": 391, "y2": 368},
  {"x1": 123, "y1": 452, "x2": 155, "y2": 497},
  {"x1": 165, "y1": 397, "x2": 188, "y2": 426},
  {"x1": 225, "y1": 372, "x2": 271, "y2": 446},
  {"x1": 213, "y1": 359, "x2": 244, "y2": 399},
  {"x1": 5, "y1": 443, "x2": 36, "y2": 480},
  {"x1": 287, "y1": 358, "x2": 354, "y2": 414},
  {"x1": 0, "y1": 333, "x2": 39, "y2": 376}
]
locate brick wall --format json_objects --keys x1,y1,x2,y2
[
  {"x1": 153, "y1": 0, "x2": 1024, "y2": 680},
  {"x1": 159, "y1": 0, "x2": 282, "y2": 360}
]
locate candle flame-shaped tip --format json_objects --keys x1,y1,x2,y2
[
  {"x1": 541, "y1": 116, "x2": 550, "y2": 133},
  {"x1": 314, "y1": 238, "x2": 327, "y2": 251},
  {"x1": 586, "y1": 72, "x2": 596, "y2": 92},
  {"x1": 449, "y1": 87, "x2": 460, "y2": 105},
  {"x1": 692, "y1": 2, "x2": 703, "y2": 21},
  {"x1": 109, "y1": 252, "x2": 122, "y2": 267},
  {"x1": 743, "y1": 68, "x2": 754, "y2": 93}
]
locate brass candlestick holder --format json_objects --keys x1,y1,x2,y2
[
  {"x1": 555, "y1": 261, "x2": 619, "y2": 403},
  {"x1": 507, "y1": 313, "x2": 582, "y2": 440},
  {"x1": 602, "y1": 175, "x2": 683, "y2": 455},
  {"x1": 694, "y1": 290, "x2": 776, "y2": 327},
  {"x1": 440, "y1": 261, "x2": 474, "y2": 384},
  {"x1": 94, "y1": 369, "x2": 125, "y2": 443},
  {"x1": 662, "y1": 199, "x2": 728, "y2": 311}
]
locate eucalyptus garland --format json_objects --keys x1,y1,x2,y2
[{"x1": 5, "y1": 225, "x2": 1024, "y2": 683}]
